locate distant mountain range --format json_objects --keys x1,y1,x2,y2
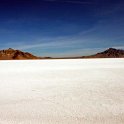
[{"x1": 0, "y1": 48, "x2": 124, "y2": 60}]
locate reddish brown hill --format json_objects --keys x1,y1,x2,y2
[
  {"x1": 82, "y1": 48, "x2": 124, "y2": 58},
  {"x1": 0, "y1": 48, "x2": 40, "y2": 60}
]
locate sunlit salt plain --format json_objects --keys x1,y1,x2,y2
[{"x1": 0, "y1": 59, "x2": 124, "y2": 124}]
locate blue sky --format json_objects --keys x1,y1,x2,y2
[{"x1": 0, "y1": 0, "x2": 124, "y2": 57}]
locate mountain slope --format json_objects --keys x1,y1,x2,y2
[
  {"x1": 0, "y1": 48, "x2": 40, "y2": 60},
  {"x1": 82, "y1": 48, "x2": 124, "y2": 58}
]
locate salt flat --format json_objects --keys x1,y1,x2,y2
[{"x1": 0, "y1": 58, "x2": 124, "y2": 124}]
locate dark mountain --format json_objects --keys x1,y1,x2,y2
[
  {"x1": 0, "y1": 48, "x2": 40, "y2": 60},
  {"x1": 82, "y1": 48, "x2": 124, "y2": 58}
]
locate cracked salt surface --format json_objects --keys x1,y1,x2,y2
[{"x1": 0, "y1": 58, "x2": 124, "y2": 124}]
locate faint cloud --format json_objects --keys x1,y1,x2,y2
[
  {"x1": 78, "y1": 27, "x2": 97, "y2": 36},
  {"x1": 40, "y1": 47, "x2": 106, "y2": 57},
  {"x1": 112, "y1": 46, "x2": 124, "y2": 50}
]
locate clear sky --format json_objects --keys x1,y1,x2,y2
[{"x1": 0, "y1": 0, "x2": 124, "y2": 57}]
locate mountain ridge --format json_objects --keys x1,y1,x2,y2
[
  {"x1": 0, "y1": 48, "x2": 124, "y2": 60},
  {"x1": 81, "y1": 48, "x2": 124, "y2": 58},
  {"x1": 0, "y1": 48, "x2": 40, "y2": 60}
]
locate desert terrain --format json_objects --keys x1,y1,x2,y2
[{"x1": 0, "y1": 59, "x2": 124, "y2": 124}]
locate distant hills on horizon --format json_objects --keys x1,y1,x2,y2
[
  {"x1": 81, "y1": 48, "x2": 124, "y2": 58},
  {"x1": 0, "y1": 48, "x2": 124, "y2": 60}
]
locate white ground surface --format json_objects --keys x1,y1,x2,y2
[{"x1": 0, "y1": 59, "x2": 124, "y2": 124}]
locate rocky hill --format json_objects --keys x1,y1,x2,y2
[
  {"x1": 82, "y1": 48, "x2": 124, "y2": 58},
  {"x1": 0, "y1": 48, "x2": 40, "y2": 60}
]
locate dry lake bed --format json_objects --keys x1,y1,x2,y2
[{"x1": 0, "y1": 59, "x2": 124, "y2": 124}]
